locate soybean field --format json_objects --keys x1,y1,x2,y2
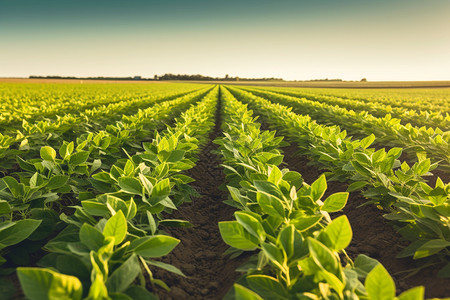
[{"x1": 0, "y1": 82, "x2": 449, "y2": 299}]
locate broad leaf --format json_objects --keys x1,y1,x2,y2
[
  {"x1": 17, "y1": 267, "x2": 82, "y2": 300},
  {"x1": 40, "y1": 146, "x2": 56, "y2": 161},
  {"x1": 321, "y1": 192, "x2": 348, "y2": 212},
  {"x1": 103, "y1": 210, "x2": 127, "y2": 245},
  {"x1": 219, "y1": 221, "x2": 258, "y2": 250},
  {"x1": 130, "y1": 235, "x2": 179, "y2": 258},
  {"x1": 365, "y1": 264, "x2": 395, "y2": 300}
]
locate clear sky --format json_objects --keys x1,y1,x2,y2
[{"x1": 1, "y1": 0, "x2": 449, "y2": 81}]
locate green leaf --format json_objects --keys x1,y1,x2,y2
[
  {"x1": 0, "y1": 200, "x2": 11, "y2": 215},
  {"x1": 124, "y1": 286, "x2": 158, "y2": 300},
  {"x1": 387, "y1": 147, "x2": 402, "y2": 159},
  {"x1": 234, "y1": 284, "x2": 264, "y2": 300},
  {"x1": 365, "y1": 264, "x2": 395, "y2": 300},
  {"x1": 219, "y1": 221, "x2": 258, "y2": 250},
  {"x1": 321, "y1": 192, "x2": 348, "y2": 212},
  {"x1": 277, "y1": 225, "x2": 306, "y2": 260},
  {"x1": 103, "y1": 210, "x2": 127, "y2": 245},
  {"x1": 354, "y1": 254, "x2": 380, "y2": 278},
  {"x1": 308, "y1": 238, "x2": 338, "y2": 273},
  {"x1": 106, "y1": 254, "x2": 140, "y2": 292},
  {"x1": 107, "y1": 195, "x2": 129, "y2": 216},
  {"x1": 413, "y1": 239, "x2": 450, "y2": 259},
  {"x1": 118, "y1": 177, "x2": 142, "y2": 195},
  {"x1": 2, "y1": 176, "x2": 21, "y2": 198},
  {"x1": 69, "y1": 151, "x2": 89, "y2": 165},
  {"x1": 235, "y1": 211, "x2": 266, "y2": 241},
  {"x1": 318, "y1": 269, "x2": 345, "y2": 296},
  {"x1": 40, "y1": 146, "x2": 56, "y2": 161},
  {"x1": 138, "y1": 174, "x2": 153, "y2": 196},
  {"x1": 311, "y1": 174, "x2": 327, "y2": 201},
  {"x1": 130, "y1": 235, "x2": 179, "y2": 258},
  {"x1": 56, "y1": 255, "x2": 90, "y2": 284},
  {"x1": 167, "y1": 150, "x2": 186, "y2": 162},
  {"x1": 253, "y1": 180, "x2": 284, "y2": 198},
  {"x1": 59, "y1": 141, "x2": 74, "y2": 159},
  {"x1": 0, "y1": 219, "x2": 42, "y2": 248},
  {"x1": 397, "y1": 286, "x2": 424, "y2": 300},
  {"x1": 146, "y1": 211, "x2": 157, "y2": 235},
  {"x1": 46, "y1": 175, "x2": 69, "y2": 190},
  {"x1": 351, "y1": 161, "x2": 374, "y2": 177},
  {"x1": 88, "y1": 273, "x2": 108, "y2": 299},
  {"x1": 261, "y1": 242, "x2": 284, "y2": 270},
  {"x1": 360, "y1": 134, "x2": 375, "y2": 149},
  {"x1": 291, "y1": 215, "x2": 322, "y2": 232},
  {"x1": 323, "y1": 215, "x2": 352, "y2": 251},
  {"x1": 17, "y1": 267, "x2": 82, "y2": 300},
  {"x1": 158, "y1": 219, "x2": 192, "y2": 228},
  {"x1": 91, "y1": 159, "x2": 102, "y2": 174},
  {"x1": 81, "y1": 200, "x2": 109, "y2": 216},
  {"x1": 246, "y1": 275, "x2": 288, "y2": 299},
  {"x1": 347, "y1": 181, "x2": 367, "y2": 192},
  {"x1": 415, "y1": 159, "x2": 431, "y2": 176},
  {"x1": 256, "y1": 192, "x2": 285, "y2": 218},
  {"x1": 150, "y1": 178, "x2": 171, "y2": 204},
  {"x1": 146, "y1": 260, "x2": 185, "y2": 277},
  {"x1": 80, "y1": 223, "x2": 104, "y2": 251}
]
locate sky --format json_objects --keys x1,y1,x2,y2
[{"x1": 1, "y1": 0, "x2": 449, "y2": 81}]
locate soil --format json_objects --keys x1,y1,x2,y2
[
  {"x1": 281, "y1": 143, "x2": 450, "y2": 298},
  {"x1": 151, "y1": 95, "x2": 248, "y2": 299}
]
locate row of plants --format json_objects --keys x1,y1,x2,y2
[
  {"x1": 226, "y1": 86, "x2": 450, "y2": 277},
  {"x1": 238, "y1": 87, "x2": 449, "y2": 171},
  {"x1": 0, "y1": 87, "x2": 212, "y2": 170},
  {"x1": 262, "y1": 86, "x2": 449, "y2": 114},
  {"x1": 215, "y1": 87, "x2": 425, "y2": 299},
  {"x1": 1, "y1": 87, "x2": 219, "y2": 299},
  {"x1": 0, "y1": 83, "x2": 206, "y2": 128},
  {"x1": 0, "y1": 86, "x2": 215, "y2": 271},
  {"x1": 256, "y1": 86, "x2": 449, "y2": 130}
]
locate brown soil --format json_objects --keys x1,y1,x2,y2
[
  {"x1": 151, "y1": 96, "x2": 247, "y2": 299},
  {"x1": 281, "y1": 143, "x2": 450, "y2": 298}
]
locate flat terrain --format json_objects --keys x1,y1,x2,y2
[{"x1": 2, "y1": 77, "x2": 450, "y2": 88}]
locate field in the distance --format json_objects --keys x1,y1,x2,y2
[
  {"x1": 0, "y1": 81, "x2": 448, "y2": 299},
  {"x1": 2, "y1": 77, "x2": 450, "y2": 88}
]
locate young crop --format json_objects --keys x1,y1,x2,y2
[
  {"x1": 216, "y1": 87, "x2": 425, "y2": 299},
  {"x1": 240, "y1": 87, "x2": 449, "y2": 171},
  {"x1": 10, "y1": 87, "x2": 217, "y2": 299},
  {"x1": 226, "y1": 86, "x2": 450, "y2": 277},
  {"x1": 255, "y1": 86, "x2": 450, "y2": 130}
]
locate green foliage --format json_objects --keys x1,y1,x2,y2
[{"x1": 217, "y1": 86, "x2": 427, "y2": 299}]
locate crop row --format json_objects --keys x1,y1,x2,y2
[
  {"x1": 256, "y1": 86, "x2": 449, "y2": 130},
  {"x1": 259, "y1": 86, "x2": 449, "y2": 114},
  {"x1": 0, "y1": 87, "x2": 219, "y2": 299},
  {"x1": 0, "y1": 83, "x2": 206, "y2": 127},
  {"x1": 226, "y1": 86, "x2": 450, "y2": 273},
  {"x1": 215, "y1": 86, "x2": 424, "y2": 299},
  {"x1": 237, "y1": 87, "x2": 449, "y2": 171},
  {"x1": 0, "y1": 86, "x2": 212, "y2": 170},
  {"x1": 0, "y1": 86, "x2": 214, "y2": 264}
]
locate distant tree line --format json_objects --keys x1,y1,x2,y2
[
  {"x1": 307, "y1": 78, "x2": 343, "y2": 82},
  {"x1": 29, "y1": 75, "x2": 146, "y2": 81},
  {"x1": 155, "y1": 74, "x2": 284, "y2": 81},
  {"x1": 29, "y1": 75, "x2": 366, "y2": 82},
  {"x1": 29, "y1": 74, "x2": 285, "y2": 82}
]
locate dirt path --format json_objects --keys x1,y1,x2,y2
[
  {"x1": 152, "y1": 94, "x2": 247, "y2": 299},
  {"x1": 281, "y1": 143, "x2": 449, "y2": 298}
]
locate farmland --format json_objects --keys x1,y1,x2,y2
[{"x1": 0, "y1": 81, "x2": 449, "y2": 299}]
